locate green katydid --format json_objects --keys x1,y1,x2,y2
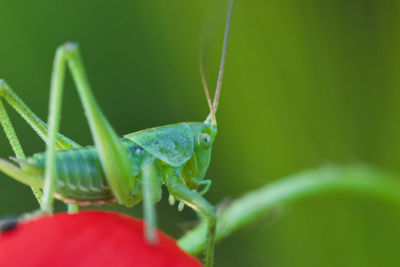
[{"x1": 0, "y1": 0, "x2": 233, "y2": 266}]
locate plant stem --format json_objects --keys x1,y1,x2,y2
[{"x1": 178, "y1": 165, "x2": 400, "y2": 255}]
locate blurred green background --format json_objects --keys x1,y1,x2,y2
[{"x1": 1, "y1": 0, "x2": 400, "y2": 266}]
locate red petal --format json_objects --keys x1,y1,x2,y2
[{"x1": 0, "y1": 210, "x2": 202, "y2": 267}]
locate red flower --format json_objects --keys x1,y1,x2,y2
[{"x1": 0, "y1": 210, "x2": 202, "y2": 267}]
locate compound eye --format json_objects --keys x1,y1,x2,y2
[{"x1": 199, "y1": 133, "x2": 211, "y2": 149}]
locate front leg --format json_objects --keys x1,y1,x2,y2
[
  {"x1": 192, "y1": 178, "x2": 212, "y2": 196},
  {"x1": 166, "y1": 175, "x2": 216, "y2": 267}
]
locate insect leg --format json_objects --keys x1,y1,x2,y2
[
  {"x1": 41, "y1": 43, "x2": 136, "y2": 212},
  {"x1": 166, "y1": 176, "x2": 216, "y2": 267},
  {"x1": 0, "y1": 158, "x2": 42, "y2": 188},
  {"x1": 0, "y1": 81, "x2": 80, "y2": 210},
  {"x1": 141, "y1": 157, "x2": 162, "y2": 243},
  {"x1": 0, "y1": 98, "x2": 25, "y2": 159},
  {"x1": 0, "y1": 80, "x2": 80, "y2": 150},
  {"x1": 193, "y1": 178, "x2": 212, "y2": 195},
  {"x1": 0, "y1": 91, "x2": 43, "y2": 203}
]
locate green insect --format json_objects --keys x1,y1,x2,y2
[{"x1": 0, "y1": 1, "x2": 233, "y2": 266}]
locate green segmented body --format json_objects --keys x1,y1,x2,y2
[{"x1": 23, "y1": 139, "x2": 149, "y2": 204}]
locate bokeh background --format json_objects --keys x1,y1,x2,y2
[{"x1": 0, "y1": 0, "x2": 400, "y2": 266}]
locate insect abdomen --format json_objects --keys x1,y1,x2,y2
[
  {"x1": 21, "y1": 139, "x2": 146, "y2": 205},
  {"x1": 26, "y1": 147, "x2": 114, "y2": 204}
]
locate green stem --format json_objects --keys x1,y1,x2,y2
[{"x1": 178, "y1": 165, "x2": 400, "y2": 255}]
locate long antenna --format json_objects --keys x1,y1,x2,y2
[
  {"x1": 212, "y1": 0, "x2": 234, "y2": 122},
  {"x1": 200, "y1": 54, "x2": 213, "y2": 113}
]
